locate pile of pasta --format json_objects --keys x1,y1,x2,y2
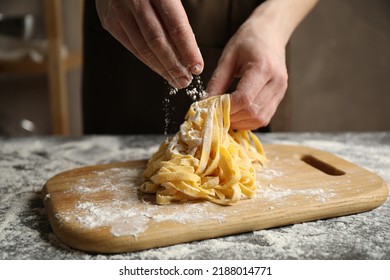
[{"x1": 141, "y1": 94, "x2": 267, "y2": 205}]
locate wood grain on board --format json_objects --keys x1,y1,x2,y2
[{"x1": 42, "y1": 144, "x2": 388, "y2": 253}]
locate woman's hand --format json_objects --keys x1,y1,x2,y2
[
  {"x1": 207, "y1": 19, "x2": 288, "y2": 130},
  {"x1": 206, "y1": 0, "x2": 318, "y2": 130},
  {"x1": 96, "y1": 0, "x2": 204, "y2": 89}
]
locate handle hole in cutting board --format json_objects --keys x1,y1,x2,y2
[{"x1": 301, "y1": 155, "x2": 345, "y2": 176}]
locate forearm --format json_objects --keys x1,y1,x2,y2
[
  {"x1": 207, "y1": 0, "x2": 318, "y2": 129},
  {"x1": 251, "y1": 0, "x2": 319, "y2": 46}
]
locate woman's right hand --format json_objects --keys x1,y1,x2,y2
[{"x1": 96, "y1": 0, "x2": 204, "y2": 89}]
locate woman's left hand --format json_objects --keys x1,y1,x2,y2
[
  {"x1": 206, "y1": 0, "x2": 318, "y2": 130},
  {"x1": 206, "y1": 16, "x2": 288, "y2": 130}
]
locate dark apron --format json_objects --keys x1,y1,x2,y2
[{"x1": 82, "y1": 0, "x2": 266, "y2": 134}]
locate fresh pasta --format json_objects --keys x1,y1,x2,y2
[{"x1": 140, "y1": 94, "x2": 267, "y2": 205}]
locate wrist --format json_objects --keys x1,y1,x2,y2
[{"x1": 250, "y1": 0, "x2": 318, "y2": 46}]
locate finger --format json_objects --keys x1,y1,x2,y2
[
  {"x1": 97, "y1": 0, "x2": 162, "y2": 74},
  {"x1": 129, "y1": 0, "x2": 192, "y2": 88},
  {"x1": 230, "y1": 79, "x2": 287, "y2": 130},
  {"x1": 229, "y1": 64, "x2": 271, "y2": 115},
  {"x1": 230, "y1": 72, "x2": 284, "y2": 123},
  {"x1": 230, "y1": 98, "x2": 278, "y2": 130},
  {"x1": 110, "y1": 20, "x2": 152, "y2": 69},
  {"x1": 230, "y1": 81, "x2": 273, "y2": 123},
  {"x1": 152, "y1": 0, "x2": 204, "y2": 75},
  {"x1": 115, "y1": 9, "x2": 180, "y2": 85},
  {"x1": 97, "y1": 0, "x2": 187, "y2": 87},
  {"x1": 206, "y1": 51, "x2": 236, "y2": 97}
]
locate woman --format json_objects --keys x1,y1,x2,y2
[{"x1": 82, "y1": 0, "x2": 318, "y2": 134}]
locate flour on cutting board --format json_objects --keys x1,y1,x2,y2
[
  {"x1": 55, "y1": 167, "x2": 226, "y2": 238},
  {"x1": 256, "y1": 166, "x2": 337, "y2": 203},
  {"x1": 52, "y1": 162, "x2": 338, "y2": 238},
  {"x1": 257, "y1": 184, "x2": 337, "y2": 204}
]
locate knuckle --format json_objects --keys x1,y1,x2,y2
[
  {"x1": 258, "y1": 59, "x2": 273, "y2": 77},
  {"x1": 100, "y1": 14, "x2": 114, "y2": 31},
  {"x1": 254, "y1": 113, "x2": 271, "y2": 127},
  {"x1": 140, "y1": 48, "x2": 156, "y2": 62},
  {"x1": 100, "y1": 20, "x2": 109, "y2": 31},
  {"x1": 234, "y1": 92, "x2": 252, "y2": 108},
  {"x1": 276, "y1": 70, "x2": 288, "y2": 91},
  {"x1": 161, "y1": 63, "x2": 187, "y2": 80},
  {"x1": 103, "y1": 0, "x2": 117, "y2": 23},
  {"x1": 246, "y1": 106, "x2": 259, "y2": 120},
  {"x1": 99, "y1": 1, "x2": 121, "y2": 31},
  {"x1": 164, "y1": 66, "x2": 180, "y2": 78},
  {"x1": 146, "y1": 34, "x2": 167, "y2": 53},
  {"x1": 208, "y1": 74, "x2": 222, "y2": 90},
  {"x1": 129, "y1": 0, "x2": 142, "y2": 13},
  {"x1": 170, "y1": 24, "x2": 189, "y2": 40},
  {"x1": 243, "y1": 106, "x2": 271, "y2": 128}
]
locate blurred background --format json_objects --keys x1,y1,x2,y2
[{"x1": 0, "y1": 0, "x2": 389, "y2": 136}]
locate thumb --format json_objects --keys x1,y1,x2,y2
[{"x1": 206, "y1": 51, "x2": 236, "y2": 97}]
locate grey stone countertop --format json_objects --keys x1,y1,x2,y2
[{"x1": 1, "y1": 132, "x2": 389, "y2": 260}]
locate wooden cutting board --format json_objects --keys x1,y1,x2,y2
[{"x1": 42, "y1": 144, "x2": 388, "y2": 253}]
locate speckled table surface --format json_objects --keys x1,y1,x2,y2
[{"x1": 1, "y1": 132, "x2": 389, "y2": 260}]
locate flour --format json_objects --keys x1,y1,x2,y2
[
  {"x1": 55, "y1": 167, "x2": 226, "y2": 238},
  {"x1": 258, "y1": 168, "x2": 284, "y2": 180},
  {"x1": 68, "y1": 167, "x2": 142, "y2": 195},
  {"x1": 1, "y1": 133, "x2": 389, "y2": 260},
  {"x1": 163, "y1": 95, "x2": 174, "y2": 135},
  {"x1": 185, "y1": 75, "x2": 206, "y2": 101},
  {"x1": 55, "y1": 162, "x2": 336, "y2": 239},
  {"x1": 152, "y1": 203, "x2": 225, "y2": 224},
  {"x1": 167, "y1": 100, "x2": 206, "y2": 156},
  {"x1": 256, "y1": 164, "x2": 337, "y2": 203},
  {"x1": 71, "y1": 198, "x2": 226, "y2": 238},
  {"x1": 257, "y1": 184, "x2": 336, "y2": 203},
  {"x1": 163, "y1": 75, "x2": 206, "y2": 135},
  {"x1": 72, "y1": 199, "x2": 225, "y2": 238}
]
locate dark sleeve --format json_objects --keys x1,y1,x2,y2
[
  {"x1": 82, "y1": 0, "x2": 195, "y2": 134},
  {"x1": 82, "y1": 0, "x2": 268, "y2": 134}
]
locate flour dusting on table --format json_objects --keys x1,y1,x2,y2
[{"x1": 1, "y1": 133, "x2": 389, "y2": 260}]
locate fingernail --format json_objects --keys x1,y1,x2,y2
[{"x1": 190, "y1": 64, "x2": 203, "y2": 75}]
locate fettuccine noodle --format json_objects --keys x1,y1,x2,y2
[{"x1": 141, "y1": 94, "x2": 267, "y2": 205}]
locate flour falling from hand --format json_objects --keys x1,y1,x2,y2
[{"x1": 163, "y1": 75, "x2": 207, "y2": 135}]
